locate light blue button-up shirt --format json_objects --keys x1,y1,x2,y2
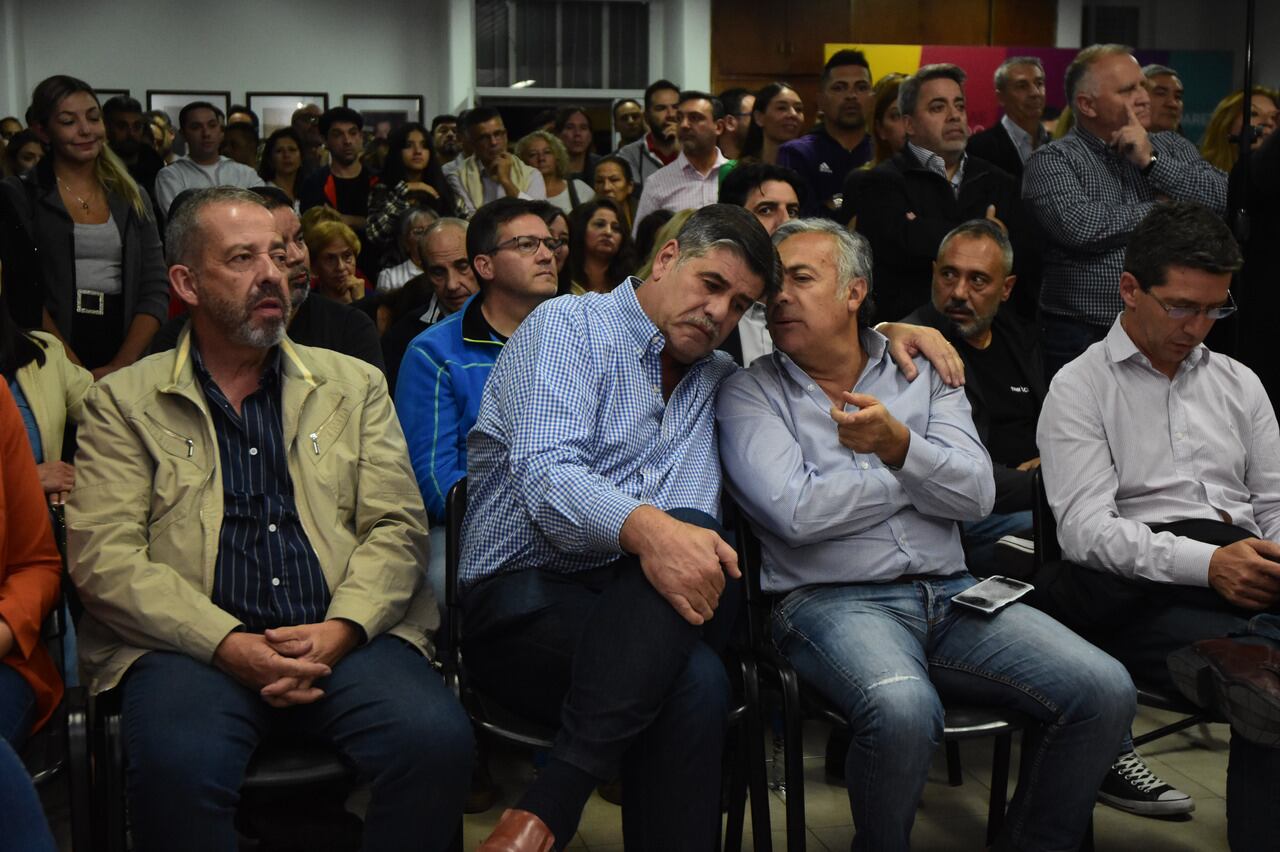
[
  {"x1": 717, "y1": 328, "x2": 994, "y2": 593},
  {"x1": 460, "y1": 278, "x2": 739, "y2": 589}
]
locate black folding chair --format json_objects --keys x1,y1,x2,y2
[
  {"x1": 442, "y1": 478, "x2": 771, "y2": 851},
  {"x1": 730, "y1": 502, "x2": 1029, "y2": 852}
]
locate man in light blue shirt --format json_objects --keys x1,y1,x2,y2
[{"x1": 718, "y1": 218, "x2": 1135, "y2": 852}]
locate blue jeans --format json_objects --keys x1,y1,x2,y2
[
  {"x1": 1040, "y1": 313, "x2": 1108, "y2": 381},
  {"x1": 462, "y1": 508, "x2": 736, "y2": 852},
  {"x1": 772, "y1": 573, "x2": 1134, "y2": 852},
  {"x1": 120, "y1": 635, "x2": 474, "y2": 852},
  {"x1": 963, "y1": 510, "x2": 1033, "y2": 576},
  {"x1": 0, "y1": 664, "x2": 57, "y2": 851}
]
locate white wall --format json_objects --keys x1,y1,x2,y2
[{"x1": 0, "y1": 0, "x2": 709, "y2": 120}]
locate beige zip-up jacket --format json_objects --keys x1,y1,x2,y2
[{"x1": 67, "y1": 328, "x2": 436, "y2": 695}]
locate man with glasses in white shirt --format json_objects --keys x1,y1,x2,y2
[{"x1": 1035, "y1": 201, "x2": 1280, "y2": 851}]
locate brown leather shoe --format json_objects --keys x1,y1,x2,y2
[
  {"x1": 476, "y1": 809, "x2": 556, "y2": 852},
  {"x1": 1169, "y1": 637, "x2": 1280, "y2": 747}
]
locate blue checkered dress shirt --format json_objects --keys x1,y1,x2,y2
[{"x1": 460, "y1": 279, "x2": 738, "y2": 589}]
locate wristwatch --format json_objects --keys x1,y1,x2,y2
[{"x1": 1141, "y1": 148, "x2": 1159, "y2": 175}]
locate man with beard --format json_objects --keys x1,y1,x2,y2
[
  {"x1": 618, "y1": 79, "x2": 681, "y2": 198},
  {"x1": 631, "y1": 91, "x2": 729, "y2": 234},
  {"x1": 299, "y1": 107, "x2": 380, "y2": 275},
  {"x1": 612, "y1": 98, "x2": 645, "y2": 149},
  {"x1": 777, "y1": 50, "x2": 875, "y2": 218},
  {"x1": 966, "y1": 56, "x2": 1050, "y2": 180},
  {"x1": 66, "y1": 186, "x2": 473, "y2": 852},
  {"x1": 716, "y1": 88, "x2": 754, "y2": 161},
  {"x1": 446, "y1": 107, "x2": 547, "y2": 216},
  {"x1": 148, "y1": 186, "x2": 383, "y2": 371},
  {"x1": 102, "y1": 96, "x2": 166, "y2": 211},
  {"x1": 432, "y1": 114, "x2": 462, "y2": 170}
]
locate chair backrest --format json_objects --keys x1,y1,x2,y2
[
  {"x1": 723, "y1": 496, "x2": 776, "y2": 651},
  {"x1": 1031, "y1": 467, "x2": 1061, "y2": 567},
  {"x1": 441, "y1": 478, "x2": 468, "y2": 677}
]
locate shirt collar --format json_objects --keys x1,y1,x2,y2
[
  {"x1": 191, "y1": 336, "x2": 283, "y2": 391},
  {"x1": 645, "y1": 132, "x2": 678, "y2": 165},
  {"x1": 461, "y1": 291, "x2": 507, "y2": 344},
  {"x1": 674, "y1": 147, "x2": 729, "y2": 178},
  {"x1": 772, "y1": 326, "x2": 890, "y2": 391},
  {"x1": 907, "y1": 141, "x2": 966, "y2": 189},
  {"x1": 615, "y1": 277, "x2": 664, "y2": 354},
  {"x1": 1104, "y1": 313, "x2": 1209, "y2": 373},
  {"x1": 1000, "y1": 114, "x2": 1049, "y2": 158}
]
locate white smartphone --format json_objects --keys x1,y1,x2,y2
[{"x1": 951, "y1": 575, "x2": 1034, "y2": 616}]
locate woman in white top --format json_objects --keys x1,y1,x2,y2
[{"x1": 516, "y1": 131, "x2": 592, "y2": 215}]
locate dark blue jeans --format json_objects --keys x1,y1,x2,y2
[
  {"x1": 1040, "y1": 312, "x2": 1108, "y2": 381},
  {"x1": 120, "y1": 635, "x2": 474, "y2": 852},
  {"x1": 0, "y1": 664, "x2": 57, "y2": 852},
  {"x1": 461, "y1": 508, "x2": 738, "y2": 852}
]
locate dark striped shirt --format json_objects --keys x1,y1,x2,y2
[{"x1": 194, "y1": 347, "x2": 329, "y2": 631}]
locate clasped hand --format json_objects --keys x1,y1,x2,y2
[{"x1": 213, "y1": 620, "x2": 360, "y2": 707}]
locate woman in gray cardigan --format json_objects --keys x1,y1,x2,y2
[{"x1": 1, "y1": 75, "x2": 167, "y2": 379}]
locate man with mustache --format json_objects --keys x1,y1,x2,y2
[
  {"x1": 718, "y1": 217, "x2": 1135, "y2": 852},
  {"x1": 630, "y1": 91, "x2": 729, "y2": 235},
  {"x1": 849, "y1": 64, "x2": 1030, "y2": 324},
  {"x1": 148, "y1": 186, "x2": 384, "y2": 372},
  {"x1": 777, "y1": 50, "x2": 875, "y2": 218},
  {"x1": 618, "y1": 79, "x2": 682, "y2": 198},
  {"x1": 66, "y1": 186, "x2": 473, "y2": 851},
  {"x1": 967, "y1": 56, "x2": 1050, "y2": 181}
]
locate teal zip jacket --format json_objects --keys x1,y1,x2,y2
[{"x1": 395, "y1": 293, "x2": 506, "y2": 524}]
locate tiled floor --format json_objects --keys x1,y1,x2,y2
[{"x1": 42, "y1": 703, "x2": 1232, "y2": 850}]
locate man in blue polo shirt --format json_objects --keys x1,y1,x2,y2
[{"x1": 777, "y1": 50, "x2": 875, "y2": 219}]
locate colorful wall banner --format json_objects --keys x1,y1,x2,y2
[{"x1": 825, "y1": 44, "x2": 1234, "y2": 145}]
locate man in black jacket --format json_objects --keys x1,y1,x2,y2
[
  {"x1": 965, "y1": 56, "x2": 1049, "y2": 180},
  {"x1": 902, "y1": 220, "x2": 1043, "y2": 571},
  {"x1": 849, "y1": 63, "x2": 1036, "y2": 322}
]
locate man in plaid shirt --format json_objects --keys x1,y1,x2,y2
[{"x1": 1022, "y1": 44, "x2": 1225, "y2": 377}]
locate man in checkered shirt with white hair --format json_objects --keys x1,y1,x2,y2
[{"x1": 1023, "y1": 43, "x2": 1225, "y2": 377}]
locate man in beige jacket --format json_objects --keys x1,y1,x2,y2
[{"x1": 67, "y1": 186, "x2": 473, "y2": 852}]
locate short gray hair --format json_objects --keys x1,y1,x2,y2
[
  {"x1": 398, "y1": 206, "x2": 439, "y2": 250},
  {"x1": 994, "y1": 56, "x2": 1044, "y2": 91},
  {"x1": 773, "y1": 217, "x2": 874, "y2": 304},
  {"x1": 898, "y1": 64, "x2": 967, "y2": 118},
  {"x1": 1064, "y1": 44, "x2": 1132, "y2": 104},
  {"x1": 1142, "y1": 63, "x2": 1179, "y2": 81},
  {"x1": 165, "y1": 186, "x2": 268, "y2": 268},
  {"x1": 417, "y1": 216, "x2": 468, "y2": 261},
  {"x1": 937, "y1": 219, "x2": 1014, "y2": 277}
]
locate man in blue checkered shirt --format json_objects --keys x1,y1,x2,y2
[
  {"x1": 464, "y1": 203, "x2": 964, "y2": 852},
  {"x1": 1022, "y1": 44, "x2": 1226, "y2": 377}
]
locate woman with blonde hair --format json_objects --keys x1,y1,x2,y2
[
  {"x1": 516, "y1": 130, "x2": 592, "y2": 214},
  {"x1": 1200, "y1": 87, "x2": 1279, "y2": 172},
  {"x1": 304, "y1": 219, "x2": 366, "y2": 303},
  {"x1": 0, "y1": 75, "x2": 168, "y2": 379}
]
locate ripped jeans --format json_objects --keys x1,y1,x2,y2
[{"x1": 772, "y1": 573, "x2": 1134, "y2": 852}]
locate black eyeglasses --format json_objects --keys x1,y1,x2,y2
[
  {"x1": 490, "y1": 236, "x2": 566, "y2": 256},
  {"x1": 1145, "y1": 289, "x2": 1237, "y2": 320}
]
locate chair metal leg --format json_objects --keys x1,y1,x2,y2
[
  {"x1": 742, "y1": 658, "x2": 772, "y2": 852},
  {"x1": 65, "y1": 687, "x2": 92, "y2": 852},
  {"x1": 985, "y1": 732, "x2": 1012, "y2": 846},
  {"x1": 774, "y1": 659, "x2": 807, "y2": 852},
  {"x1": 945, "y1": 740, "x2": 963, "y2": 787},
  {"x1": 724, "y1": 729, "x2": 747, "y2": 852}
]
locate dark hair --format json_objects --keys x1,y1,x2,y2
[
  {"x1": 822, "y1": 49, "x2": 872, "y2": 87},
  {"x1": 634, "y1": 208, "x2": 675, "y2": 263},
  {"x1": 719, "y1": 162, "x2": 806, "y2": 209},
  {"x1": 227, "y1": 104, "x2": 259, "y2": 130},
  {"x1": 554, "y1": 107, "x2": 592, "y2": 134},
  {"x1": 380, "y1": 121, "x2": 458, "y2": 216},
  {"x1": 223, "y1": 122, "x2": 258, "y2": 146},
  {"x1": 249, "y1": 185, "x2": 294, "y2": 210},
  {"x1": 678, "y1": 91, "x2": 726, "y2": 120},
  {"x1": 319, "y1": 106, "x2": 363, "y2": 135},
  {"x1": 3, "y1": 129, "x2": 42, "y2": 176},
  {"x1": 258, "y1": 127, "x2": 303, "y2": 182},
  {"x1": 102, "y1": 95, "x2": 144, "y2": 121},
  {"x1": 430, "y1": 114, "x2": 458, "y2": 132},
  {"x1": 898, "y1": 64, "x2": 967, "y2": 117},
  {"x1": 1123, "y1": 201, "x2": 1243, "y2": 291},
  {"x1": 612, "y1": 98, "x2": 641, "y2": 116},
  {"x1": 463, "y1": 107, "x2": 502, "y2": 132},
  {"x1": 644, "y1": 79, "x2": 681, "y2": 111},
  {"x1": 741, "y1": 82, "x2": 799, "y2": 161},
  {"x1": 466, "y1": 196, "x2": 545, "y2": 267},
  {"x1": 567, "y1": 198, "x2": 637, "y2": 291},
  {"x1": 178, "y1": 101, "x2": 224, "y2": 128},
  {"x1": 718, "y1": 88, "x2": 752, "y2": 117},
  {"x1": 527, "y1": 200, "x2": 572, "y2": 292},
  {"x1": 593, "y1": 154, "x2": 634, "y2": 186},
  {"x1": 676, "y1": 204, "x2": 781, "y2": 297}
]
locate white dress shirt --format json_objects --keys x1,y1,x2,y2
[{"x1": 631, "y1": 148, "x2": 729, "y2": 236}]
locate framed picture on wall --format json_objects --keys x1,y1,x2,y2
[
  {"x1": 146, "y1": 90, "x2": 231, "y2": 129},
  {"x1": 94, "y1": 88, "x2": 131, "y2": 104},
  {"x1": 342, "y1": 94, "x2": 423, "y2": 137},
  {"x1": 246, "y1": 92, "x2": 329, "y2": 138}
]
